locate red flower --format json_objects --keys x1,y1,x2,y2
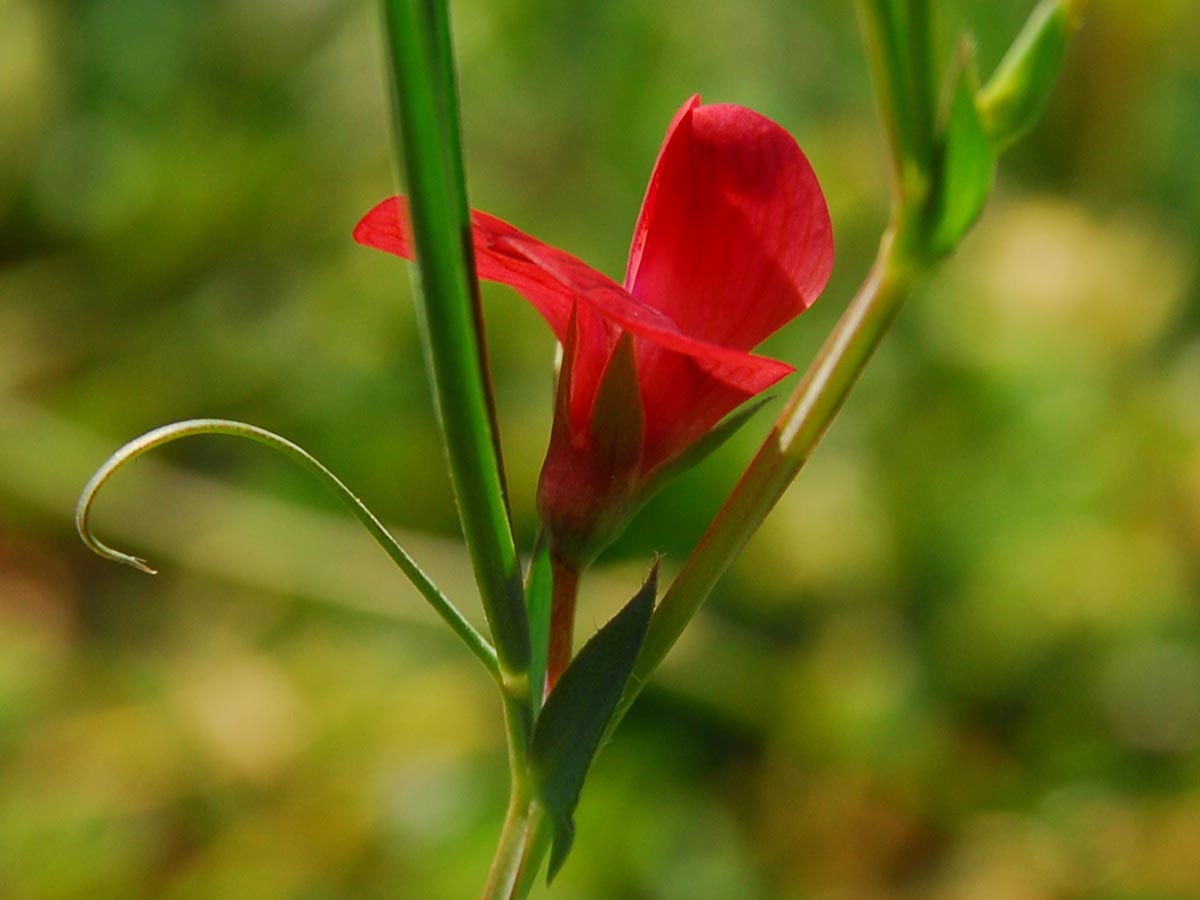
[{"x1": 355, "y1": 95, "x2": 833, "y2": 564}]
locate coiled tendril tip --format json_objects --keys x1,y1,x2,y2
[{"x1": 73, "y1": 418, "x2": 500, "y2": 678}]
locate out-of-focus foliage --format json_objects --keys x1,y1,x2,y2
[{"x1": 2, "y1": 0, "x2": 1198, "y2": 897}]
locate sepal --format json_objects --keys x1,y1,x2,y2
[
  {"x1": 926, "y1": 39, "x2": 996, "y2": 257},
  {"x1": 537, "y1": 319, "x2": 646, "y2": 566},
  {"x1": 588, "y1": 333, "x2": 645, "y2": 485}
]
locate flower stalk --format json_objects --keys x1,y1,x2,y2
[
  {"x1": 855, "y1": 0, "x2": 935, "y2": 203},
  {"x1": 503, "y1": 228, "x2": 919, "y2": 900},
  {"x1": 479, "y1": 768, "x2": 537, "y2": 899},
  {"x1": 545, "y1": 553, "x2": 581, "y2": 697}
]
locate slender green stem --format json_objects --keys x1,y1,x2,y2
[
  {"x1": 508, "y1": 211, "x2": 923, "y2": 900},
  {"x1": 632, "y1": 224, "x2": 920, "y2": 691},
  {"x1": 483, "y1": 625, "x2": 539, "y2": 898},
  {"x1": 75, "y1": 419, "x2": 500, "y2": 678},
  {"x1": 380, "y1": 0, "x2": 531, "y2": 681},
  {"x1": 508, "y1": 806, "x2": 551, "y2": 899},
  {"x1": 491, "y1": 7, "x2": 929, "y2": 883},
  {"x1": 490, "y1": 1, "x2": 1076, "y2": 889},
  {"x1": 480, "y1": 773, "x2": 536, "y2": 899},
  {"x1": 426, "y1": 0, "x2": 472, "y2": 227},
  {"x1": 481, "y1": 547, "x2": 570, "y2": 897},
  {"x1": 855, "y1": 0, "x2": 934, "y2": 203},
  {"x1": 856, "y1": 0, "x2": 907, "y2": 175},
  {"x1": 377, "y1": 5, "x2": 538, "y2": 895}
]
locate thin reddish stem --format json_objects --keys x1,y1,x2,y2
[{"x1": 545, "y1": 553, "x2": 580, "y2": 698}]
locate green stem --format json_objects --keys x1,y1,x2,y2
[
  {"x1": 633, "y1": 224, "x2": 921, "y2": 689},
  {"x1": 479, "y1": 791, "x2": 526, "y2": 899},
  {"x1": 508, "y1": 807, "x2": 551, "y2": 899},
  {"x1": 480, "y1": 777, "x2": 542, "y2": 900},
  {"x1": 377, "y1": 6, "x2": 537, "y2": 895},
  {"x1": 855, "y1": 0, "x2": 934, "y2": 202},
  {"x1": 75, "y1": 419, "x2": 500, "y2": 678},
  {"x1": 380, "y1": 0, "x2": 531, "y2": 680}
]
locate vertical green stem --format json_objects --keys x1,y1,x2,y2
[
  {"x1": 379, "y1": 0, "x2": 530, "y2": 683},
  {"x1": 479, "y1": 777, "x2": 535, "y2": 900},
  {"x1": 508, "y1": 808, "x2": 551, "y2": 898},
  {"x1": 855, "y1": 0, "x2": 934, "y2": 201},
  {"x1": 376, "y1": 6, "x2": 537, "y2": 897}
]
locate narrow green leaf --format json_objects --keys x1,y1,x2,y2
[
  {"x1": 525, "y1": 532, "x2": 553, "y2": 713},
  {"x1": 927, "y1": 40, "x2": 996, "y2": 256},
  {"x1": 531, "y1": 563, "x2": 658, "y2": 883},
  {"x1": 979, "y1": 0, "x2": 1076, "y2": 151}
]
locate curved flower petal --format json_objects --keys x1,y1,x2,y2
[
  {"x1": 624, "y1": 96, "x2": 835, "y2": 352},
  {"x1": 356, "y1": 197, "x2": 604, "y2": 343},
  {"x1": 634, "y1": 347, "x2": 775, "y2": 471},
  {"x1": 354, "y1": 196, "x2": 795, "y2": 453}
]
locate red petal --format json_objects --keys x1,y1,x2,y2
[
  {"x1": 355, "y1": 196, "x2": 792, "y2": 400},
  {"x1": 504, "y1": 238, "x2": 796, "y2": 464},
  {"x1": 632, "y1": 343, "x2": 786, "y2": 470},
  {"x1": 355, "y1": 196, "x2": 588, "y2": 343},
  {"x1": 624, "y1": 97, "x2": 834, "y2": 352},
  {"x1": 354, "y1": 195, "x2": 796, "y2": 468}
]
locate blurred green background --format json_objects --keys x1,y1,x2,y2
[{"x1": 3, "y1": 0, "x2": 1199, "y2": 897}]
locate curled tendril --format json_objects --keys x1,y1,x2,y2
[{"x1": 76, "y1": 418, "x2": 500, "y2": 678}]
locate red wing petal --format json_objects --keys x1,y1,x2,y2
[
  {"x1": 354, "y1": 195, "x2": 795, "y2": 466},
  {"x1": 634, "y1": 344, "x2": 788, "y2": 470},
  {"x1": 471, "y1": 233, "x2": 796, "y2": 462},
  {"x1": 624, "y1": 99, "x2": 834, "y2": 351},
  {"x1": 355, "y1": 196, "x2": 606, "y2": 344},
  {"x1": 355, "y1": 198, "x2": 793, "y2": 395}
]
